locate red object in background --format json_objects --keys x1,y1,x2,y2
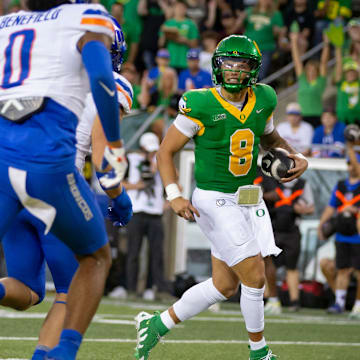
[
  {"x1": 300, "y1": 280, "x2": 324, "y2": 297},
  {"x1": 280, "y1": 280, "x2": 324, "y2": 296},
  {"x1": 281, "y1": 280, "x2": 289, "y2": 291}
]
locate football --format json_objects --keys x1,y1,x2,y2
[
  {"x1": 344, "y1": 124, "x2": 360, "y2": 142},
  {"x1": 261, "y1": 148, "x2": 295, "y2": 181}
]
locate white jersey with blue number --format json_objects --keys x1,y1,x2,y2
[
  {"x1": 75, "y1": 73, "x2": 133, "y2": 172},
  {"x1": 0, "y1": 3, "x2": 114, "y2": 119}
]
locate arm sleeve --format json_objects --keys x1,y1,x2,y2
[
  {"x1": 263, "y1": 115, "x2": 275, "y2": 135},
  {"x1": 173, "y1": 114, "x2": 201, "y2": 138},
  {"x1": 82, "y1": 40, "x2": 120, "y2": 142}
]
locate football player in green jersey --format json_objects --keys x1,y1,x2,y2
[{"x1": 134, "y1": 35, "x2": 308, "y2": 360}]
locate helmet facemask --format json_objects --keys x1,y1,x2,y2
[
  {"x1": 110, "y1": 16, "x2": 126, "y2": 73},
  {"x1": 213, "y1": 56, "x2": 260, "y2": 93}
]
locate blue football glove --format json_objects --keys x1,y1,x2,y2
[{"x1": 107, "y1": 187, "x2": 133, "y2": 227}]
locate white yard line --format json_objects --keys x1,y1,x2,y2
[
  {"x1": 0, "y1": 310, "x2": 358, "y2": 326},
  {"x1": 0, "y1": 337, "x2": 359, "y2": 347}
]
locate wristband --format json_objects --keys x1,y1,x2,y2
[{"x1": 165, "y1": 183, "x2": 182, "y2": 201}]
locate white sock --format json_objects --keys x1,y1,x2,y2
[
  {"x1": 240, "y1": 284, "x2": 265, "y2": 333},
  {"x1": 172, "y1": 278, "x2": 227, "y2": 322},
  {"x1": 160, "y1": 310, "x2": 176, "y2": 330},
  {"x1": 268, "y1": 297, "x2": 278, "y2": 303},
  {"x1": 249, "y1": 337, "x2": 267, "y2": 351},
  {"x1": 335, "y1": 289, "x2": 347, "y2": 309},
  {"x1": 354, "y1": 300, "x2": 360, "y2": 308}
]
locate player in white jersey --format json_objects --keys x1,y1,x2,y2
[
  {"x1": 0, "y1": 1, "x2": 129, "y2": 359},
  {"x1": 0, "y1": 14, "x2": 133, "y2": 359},
  {"x1": 76, "y1": 71, "x2": 133, "y2": 172}
]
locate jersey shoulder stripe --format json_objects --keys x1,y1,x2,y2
[
  {"x1": 80, "y1": 17, "x2": 114, "y2": 33},
  {"x1": 79, "y1": 5, "x2": 114, "y2": 37},
  {"x1": 183, "y1": 114, "x2": 205, "y2": 136},
  {"x1": 114, "y1": 73, "x2": 133, "y2": 113},
  {"x1": 114, "y1": 75, "x2": 134, "y2": 99}
]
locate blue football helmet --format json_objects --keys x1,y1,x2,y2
[
  {"x1": 69, "y1": 1, "x2": 92, "y2": 3},
  {"x1": 110, "y1": 17, "x2": 126, "y2": 73}
]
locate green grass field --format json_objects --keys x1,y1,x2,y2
[{"x1": 0, "y1": 296, "x2": 359, "y2": 359}]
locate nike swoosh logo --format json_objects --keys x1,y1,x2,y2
[
  {"x1": 99, "y1": 81, "x2": 115, "y2": 97},
  {"x1": 256, "y1": 109, "x2": 264, "y2": 114}
]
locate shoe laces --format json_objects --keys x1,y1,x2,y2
[{"x1": 261, "y1": 349, "x2": 277, "y2": 359}]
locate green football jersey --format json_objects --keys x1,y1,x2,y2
[{"x1": 179, "y1": 84, "x2": 277, "y2": 193}]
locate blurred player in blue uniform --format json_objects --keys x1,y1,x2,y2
[
  {"x1": 0, "y1": 14, "x2": 133, "y2": 360},
  {"x1": 0, "y1": 1, "x2": 131, "y2": 359}
]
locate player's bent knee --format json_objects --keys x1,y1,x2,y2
[
  {"x1": 14, "y1": 303, "x2": 32, "y2": 311},
  {"x1": 77, "y1": 243, "x2": 112, "y2": 269},
  {"x1": 213, "y1": 283, "x2": 238, "y2": 299},
  {"x1": 0, "y1": 279, "x2": 41, "y2": 310},
  {"x1": 243, "y1": 273, "x2": 265, "y2": 289},
  {"x1": 222, "y1": 287, "x2": 238, "y2": 299},
  {"x1": 235, "y1": 255, "x2": 265, "y2": 288},
  {"x1": 320, "y1": 258, "x2": 333, "y2": 270},
  {"x1": 11, "y1": 291, "x2": 40, "y2": 311}
]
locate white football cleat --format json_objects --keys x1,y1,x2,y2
[
  {"x1": 264, "y1": 300, "x2": 282, "y2": 315},
  {"x1": 349, "y1": 304, "x2": 360, "y2": 319}
]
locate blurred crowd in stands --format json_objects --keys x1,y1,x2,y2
[{"x1": 3, "y1": 0, "x2": 360, "y2": 159}]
